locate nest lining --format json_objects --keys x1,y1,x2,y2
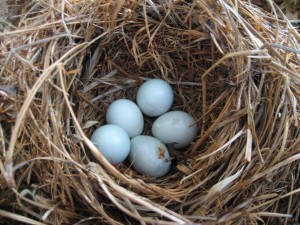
[{"x1": 0, "y1": 0, "x2": 300, "y2": 224}]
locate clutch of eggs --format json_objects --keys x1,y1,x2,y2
[{"x1": 90, "y1": 78, "x2": 198, "y2": 178}]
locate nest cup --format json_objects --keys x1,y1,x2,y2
[{"x1": 1, "y1": 1, "x2": 300, "y2": 224}]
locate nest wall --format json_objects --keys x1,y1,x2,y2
[{"x1": 0, "y1": 0, "x2": 300, "y2": 224}]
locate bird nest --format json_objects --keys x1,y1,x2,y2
[{"x1": 1, "y1": 0, "x2": 300, "y2": 224}]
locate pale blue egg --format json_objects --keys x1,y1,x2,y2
[
  {"x1": 91, "y1": 124, "x2": 131, "y2": 165},
  {"x1": 106, "y1": 99, "x2": 144, "y2": 138},
  {"x1": 136, "y1": 79, "x2": 174, "y2": 117},
  {"x1": 129, "y1": 135, "x2": 171, "y2": 177},
  {"x1": 152, "y1": 111, "x2": 198, "y2": 149}
]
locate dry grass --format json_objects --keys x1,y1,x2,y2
[{"x1": 0, "y1": 0, "x2": 299, "y2": 224}]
